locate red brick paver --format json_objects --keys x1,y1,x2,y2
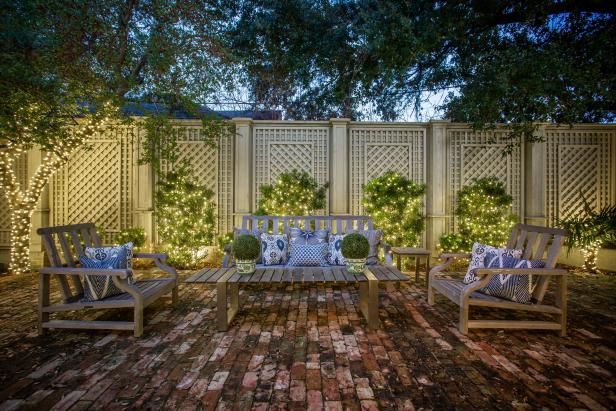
[{"x1": 0, "y1": 271, "x2": 614, "y2": 410}]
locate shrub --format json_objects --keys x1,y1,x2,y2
[
  {"x1": 233, "y1": 234, "x2": 261, "y2": 260},
  {"x1": 217, "y1": 232, "x2": 234, "y2": 250},
  {"x1": 256, "y1": 170, "x2": 329, "y2": 215},
  {"x1": 115, "y1": 227, "x2": 146, "y2": 248},
  {"x1": 156, "y1": 166, "x2": 217, "y2": 269},
  {"x1": 362, "y1": 171, "x2": 426, "y2": 247},
  {"x1": 341, "y1": 233, "x2": 370, "y2": 259},
  {"x1": 559, "y1": 199, "x2": 616, "y2": 273},
  {"x1": 439, "y1": 177, "x2": 517, "y2": 252}
]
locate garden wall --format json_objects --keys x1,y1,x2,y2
[{"x1": 1, "y1": 119, "x2": 614, "y2": 269}]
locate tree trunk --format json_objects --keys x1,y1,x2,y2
[
  {"x1": 581, "y1": 245, "x2": 600, "y2": 274},
  {"x1": 9, "y1": 206, "x2": 33, "y2": 274}
]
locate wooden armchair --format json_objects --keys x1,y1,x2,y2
[
  {"x1": 37, "y1": 223, "x2": 178, "y2": 337},
  {"x1": 428, "y1": 224, "x2": 569, "y2": 336}
]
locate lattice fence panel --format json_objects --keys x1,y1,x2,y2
[
  {"x1": 159, "y1": 126, "x2": 234, "y2": 234},
  {"x1": 350, "y1": 126, "x2": 425, "y2": 214},
  {"x1": 254, "y1": 126, "x2": 330, "y2": 214},
  {"x1": 52, "y1": 127, "x2": 134, "y2": 243},
  {"x1": 447, "y1": 129, "x2": 523, "y2": 231},
  {"x1": 546, "y1": 127, "x2": 614, "y2": 226},
  {"x1": 0, "y1": 153, "x2": 28, "y2": 247}
]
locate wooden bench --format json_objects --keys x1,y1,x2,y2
[
  {"x1": 186, "y1": 265, "x2": 408, "y2": 331},
  {"x1": 223, "y1": 215, "x2": 394, "y2": 267},
  {"x1": 37, "y1": 223, "x2": 178, "y2": 337},
  {"x1": 428, "y1": 224, "x2": 569, "y2": 335}
]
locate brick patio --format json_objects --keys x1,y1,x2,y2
[{"x1": 0, "y1": 270, "x2": 614, "y2": 410}]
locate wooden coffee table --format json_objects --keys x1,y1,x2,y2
[{"x1": 186, "y1": 265, "x2": 408, "y2": 331}]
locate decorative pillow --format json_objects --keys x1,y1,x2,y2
[
  {"x1": 289, "y1": 228, "x2": 328, "y2": 245},
  {"x1": 326, "y1": 234, "x2": 346, "y2": 266},
  {"x1": 235, "y1": 228, "x2": 263, "y2": 263},
  {"x1": 355, "y1": 230, "x2": 382, "y2": 265},
  {"x1": 84, "y1": 242, "x2": 134, "y2": 272},
  {"x1": 288, "y1": 243, "x2": 328, "y2": 267},
  {"x1": 478, "y1": 252, "x2": 546, "y2": 304},
  {"x1": 261, "y1": 234, "x2": 289, "y2": 265},
  {"x1": 463, "y1": 242, "x2": 523, "y2": 284},
  {"x1": 79, "y1": 255, "x2": 126, "y2": 301}
]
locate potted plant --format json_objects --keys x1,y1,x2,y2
[
  {"x1": 341, "y1": 233, "x2": 370, "y2": 274},
  {"x1": 233, "y1": 234, "x2": 261, "y2": 274}
]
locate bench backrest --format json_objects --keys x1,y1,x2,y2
[
  {"x1": 240, "y1": 215, "x2": 375, "y2": 235},
  {"x1": 505, "y1": 223, "x2": 568, "y2": 302},
  {"x1": 37, "y1": 223, "x2": 102, "y2": 303}
]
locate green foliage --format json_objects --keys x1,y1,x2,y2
[
  {"x1": 362, "y1": 171, "x2": 426, "y2": 247},
  {"x1": 217, "y1": 232, "x2": 234, "y2": 250},
  {"x1": 256, "y1": 170, "x2": 328, "y2": 216},
  {"x1": 439, "y1": 177, "x2": 517, "y2": 252},
  {"x1": 229, "y1": 1, "x2": 614, "y2": 138},
  {"x1": 155, "y1": 165, "x2": 217, "y2": 269},
  {"x1": 115, "y1": 227, "x2": 146, "y2": 249},
  {"x1": 558, "y1": 198, "x2": 616, "y2": 273},
  {"x1": 232, "y1": 234, "x2": 261, "y2": 260},
  {"x1": 341, "y1": 233, "x2": 370, "y2": 259}
]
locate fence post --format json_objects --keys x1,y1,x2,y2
[
  {"x1": 525, "y1": 124, "x2": 548, "y2": 226},
  {"x1": 233, "y1": 118, "x2": 253, "y2": 225},
  {"x1": 28, "y1": 149, "x2": 49, "y2": 268},
  {"x1": 132, "y1": 126, "x2": 156, "y2": 248},
  {"x1": 330, "y1": 118, "x2": 351, "y2": 215},
  {"x1": 426, "y1": 120, "x2": 450, "y2": 254}
]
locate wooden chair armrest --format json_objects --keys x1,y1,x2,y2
[
  {"x1": 39, "y1": 267, "x2": 131, "y2": 279},
  {"x1": 429, "y1": 253, "x2": 471, "y2": 283},
  {"x1": 475, "y1": 268, "x2": 568, "y2": 276},
  {"x1": 133, "y1": 252, "x2": 178, "y2": 280},
  {"x1": 134, "y1": 252, "x2": 168, "y2": 261}
]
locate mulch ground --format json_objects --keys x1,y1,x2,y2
[{"x1": 0, "y1": 268, "x2": 614, "y2": 410}]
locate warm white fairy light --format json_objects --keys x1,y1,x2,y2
[{"x1": 0, "y1": 102, "x2": 113, "y2": 274}]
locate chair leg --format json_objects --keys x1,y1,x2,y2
[
  {"x1": 557, "y1": 276, "x2": 567, "y2": 337},
  {"x1": 134, "y1": 305, "x2": 144, "y2": 337},
  {"x1": 171, "y1": 285, "x2": 179, "y2": 306},
  {"x1": 459, "y1": 304, "x2": 469, "y2": 334},
  {"x1": 38, "y1": 274, "x2": 50, "y2": 336},
  {"x1": 427, "y1": 284, "x2": 435, "y2": 305}
]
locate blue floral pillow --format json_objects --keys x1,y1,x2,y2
[
  {"x1": 79, "y1": 255, "x2": 126, "y2": 301},
  {"x1": 326, "y1": 234, "x2": 346, "y2": 266},
  {"x1": 288, "y1": 243, "x2": 328, "y2": 267},
  {"x1": 478, "y1": 252, "x2": 546, "y2": 304},
  {"x1": 84, "y1": 242, "x2": 134, "y2": 272},
  {"x1": 261, "y1": 234, "x2": 289, "y2": 265}
]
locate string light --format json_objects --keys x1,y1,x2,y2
[
  {"x1": 0, "y1": 101, "x2": 114, "y2": 274},
  {"x1": 438, "y1": 177, "x2": 517, "y2": 252},
  {"x1": 362, "y1": 171, "x2": 426, "y2": 247}
]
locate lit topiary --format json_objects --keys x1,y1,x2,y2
[
  {"x1": 155, "y1": 165, "x2": 217, "y2": 268},
  {"x1": 256, "y1": 170, "x2": 328, "y2": 215},
  {"x1": 439, "y1": 177, "x2": 518, "y2": 252},
  {"x1": 341, "y1": 233, "x2": 370, "y2": 259},
  {"x1": 362, "y1": 171, "x2": 426, "y2": 246}
]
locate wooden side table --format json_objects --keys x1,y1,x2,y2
[{"x1": 390, "y1": 247, "x2": 431, "y2": 286}]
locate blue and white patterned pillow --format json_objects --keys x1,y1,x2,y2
[
  {"x1": 464, "y1": 242, "x2": 523, "y2": 284},
  {"x1": 326, "y1": 234, "x2": 346, "y2": 266},
  {"x1": 288, "y1": 243, "x2": 328, "y2": 267},
  {"x1": 478, "y1": 252, "x2": 546, "y2": 304},
  {"x1": 84, "y1": 242, "x2": 134, "y2": 272},
  {"x1": 289, "y1": 228, "x2": 328, "y2": 246},
  {"x1": 261, "y1": 234, "x2": 289, "y2": 265},
  {"x1": 79, "y1": 255, "x2": 126, "y2": 301}
]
